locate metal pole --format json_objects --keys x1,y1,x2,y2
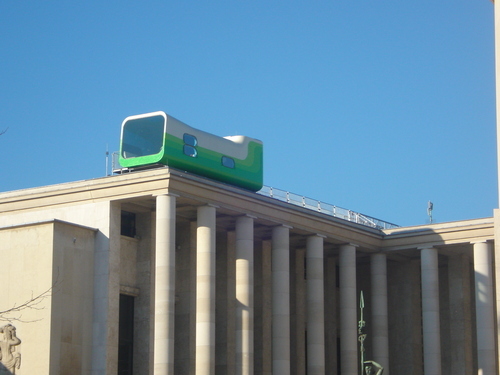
[
  {"x1": 358, "y1": 291, "x2": 366, "y2": 375},
  {"x1": 105, "y1": 144, "x2": 109, "y2": 176}
]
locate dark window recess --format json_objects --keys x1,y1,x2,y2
[
  {"x1": 118, "y1": 294, "x2": 134, "y2": 375},
  {"x1": 337, "y1": 337, "x2": 341, "y2": 373},
  {"x1": 336, "y1": 265, "x2": 340, "y2": 288},
  {"x1": 121, "y1": 211, "x2": 136, "y2": 238},
  {"x1": 221, "y1": 156, "x2": 235, "y2": 169}
]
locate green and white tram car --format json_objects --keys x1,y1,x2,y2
[{"x1": 119, "y1": 111, "x2": 263, "y2": 191}]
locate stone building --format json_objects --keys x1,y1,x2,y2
[
  {"x1": 0, "y1": 167, "x2": 497, "y2": 374},
  {"x1": 1, "y1": 2, "x2": 500, "y2": 374}
]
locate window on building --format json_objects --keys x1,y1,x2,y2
[
  {"x1": 118, "y1": 294, "x2": 134, "y2": 375},
  {"x1": 121, "y1": 211, "x2": 136, "y2": 238}
]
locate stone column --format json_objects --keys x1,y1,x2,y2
[
  {"x1": 272, "y1": 225, "x2": 291, "y2": 374},
  {"x1": 306, "y1": 235, "x2": 325, "y2": 375},
  {"x1": 235, "y1": 216, "x2": 254, "y2": 375},
  {"x1": 493, "y1": 210, "x2": 500, "y2": 374},
  {"x1": 154, "y1": 194, "x2": 177, "y2": 374},
  {"x1": 420, "y1": 247, "x2": 441, "y2": 375},
  {"x1": 226, "y1": 231, "x2": 237, "y2": 374},
  {"x1": 339, "y1": 244, "x2": 358, "y2": 375},
  {"x1": 495, "y1": 0, "x2": 500, "y2": 203},
  {"x1": 448, "y1": 254, "x2": 473, "y2": 375},
  {"x1": 324, "y1": 256, "x2": 337, "y2": 374},
  {"x1": 473, "y1": 241, "x2": 496, "y2": 375},
  {"x1": 261, "y1": 240, "x2": 273, "y2": 374},
  {"x1": 370, "y1": 253, "x2": 389, "y2": 374},
  {"x1": 196, "y1": 205, "x2": 217, "y2": 375},
  {"x1": 293, "y1": 248, "x2": 306, "y2": 375}
]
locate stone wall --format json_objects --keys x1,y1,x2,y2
[{"x1": 0, "y1": 220, "x2": 95, "y2": 374}]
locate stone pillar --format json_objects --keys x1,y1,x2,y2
[
  {"x1": 370, "y1": 253, "x2": 389, "y2": 374},
  {"x1": 215, "y1": 228, "x2": 230, "y2": 374},
  {"x1": 493, "y1": 210, "x2": 500, "y2": 375},
  {"x1": 255, "y1": 239, "x2": 272, "y2": 374},
  {"x1": 226, "y1": 231, "x2": 237, "y2": 374},
  {"x1": 235, "y1": 216, "x2": 254, "y2": 375},
  {"x1": 495, "y1": 0, "x2": 500, "y2": 203},
  {"x1": 261, "y1": 240, "x2": 273, "y2": 374},
  {"x1": 448, "y1": 254, "x2": 473, "y2": 375},
  {"x1": 154, "y1": 194, "x2": 177, "y2": 374},
  {"x1": 293, "y1": 248, "x2": 306, "y2": 375},
  {"x1": 272, "y1": 225, "x2": 291, "y2": 374},
  {"x1": 339, "y1": 244, "x2": 358, "y2": 375},
  {"x1": 324, "y1": 255, "x2": 337, "y2": 374},
  {"x1": 473, "y1": 241, "x2": 496, "y2": 375},
  {"x1": 175, "y1": 221, "x2": 195, "y2": 374},
  {"x1": 196, "y1": 205, "x2": 217, "y2": 375},
  {"x1": 420, "y1": 247, "x2": 441, "y2": 375},
  {"x1": 306, "y1": 235, "x2": 325, "y2": 375}
]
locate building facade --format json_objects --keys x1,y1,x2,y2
[{"x1": 0, "y1": 167, "x2": 497, "y2": 374}]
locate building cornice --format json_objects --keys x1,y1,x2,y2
[
  {"x1": 1, "y1": 168, "x2": 494, "y2": 253},
  {"x1": 381, "y1": 218, "x2": 494, "y2": 251}
]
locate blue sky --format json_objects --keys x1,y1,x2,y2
[{"x1": 0, "y1": 1, "x2": 496, "y2": 227}]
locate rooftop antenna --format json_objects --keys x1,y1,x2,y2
[
  {"x1": 427, "y1": 201, "x2": 434, "y2": 223},
  {"x1": 105, "y1": 144, "x2": 109, "y2": 176}
]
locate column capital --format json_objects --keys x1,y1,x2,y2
[
  {"x1": 273, "y1": 224, "x2": 293, "y2": 229},
  {"x1": 309, "y1": 233, "x2": 327, "y2": 239},
  {"x1": 238, "y1": 213, "x2": 257, "y2": 220},
  {"x1": 471, "y1": 240, "x2": 491, "y2": 245},
  {"x1": 340, "y1": 242, "x2": 359, "y2": 248},
  {"x1": 154, "y1": 192, "x2": 179, "y2": 198},
  {"x1": 203, "y1": 203, "x2": 219, "y2": 209},
  {"x1": 418, "y1": 245, "x2": 438, "y2": 251}
]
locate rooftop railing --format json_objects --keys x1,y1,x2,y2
[{"x1": 257, "y1": 186, "x2": 399, "y2": 230}]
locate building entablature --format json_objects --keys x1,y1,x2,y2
[
  {"x1": 0, "y1": 168, "x2": 386, "y2": 252},
  {"x1": 1, "y1": 167, "x2": 493, "y2": 257},
  {"x1": 380, "y1": 218, "x2": 494, "y2": 253}
]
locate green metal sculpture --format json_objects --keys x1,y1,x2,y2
[{"x1": 358, "y1": 291, "x2": 384, "y2": 375}]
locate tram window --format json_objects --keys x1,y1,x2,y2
[
  {"x1": 122, "y1": 115, "x2": 164, "y2": 158},
  {"x1": 221, "y1": 156, "x2": 235, "y2": 169},
  {"x1": 183, "y1": 133, "x2": 197, "y2": 147},
  {"x1": 183, "y1": 145, "x2": 198, "y2": 157}
]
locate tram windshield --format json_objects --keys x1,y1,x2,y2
[{"x1": 121, "y1": 115, "x2": 165, "y2": 158}]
